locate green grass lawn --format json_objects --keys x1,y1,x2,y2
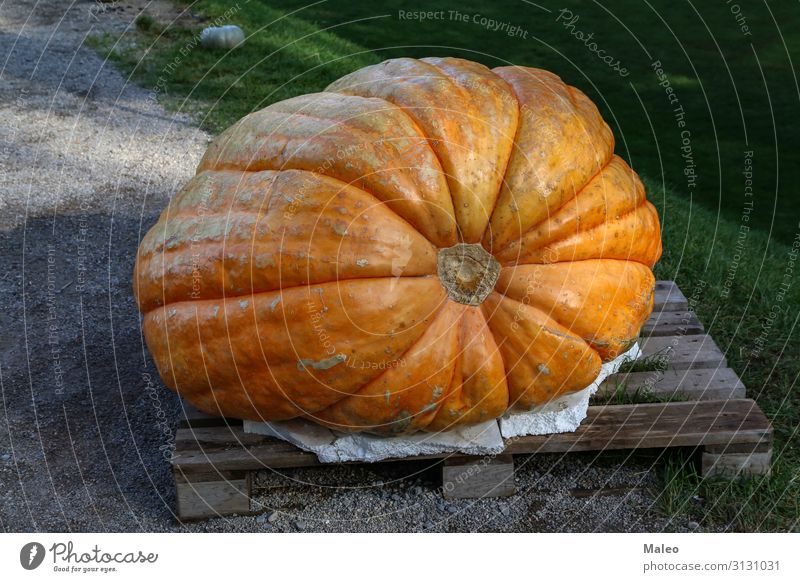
[{"x1": 89, "y1": 0, "x2": 799, "y2": 531}]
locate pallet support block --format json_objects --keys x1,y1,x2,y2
[
  {"x1": 442, "y1": 454, "x2": 516, "y2": 499},
  {"x1": 174, "y1": 470, "x2": 252, "y2": 520},
  {"x1": 701, "y1": 440, "x2": 773, "y2": 478}
]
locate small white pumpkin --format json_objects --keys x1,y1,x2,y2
[{"x1": 200, "y1": 25, "x2": 245, "y2": 50}]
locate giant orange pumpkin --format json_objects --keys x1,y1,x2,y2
[{"x1": 134, "y1": 57, "x2": 661, "y2": 435}]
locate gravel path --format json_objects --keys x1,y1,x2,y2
[{"x1": 0, "y1": 0, "x2": 696, "y2": 533}]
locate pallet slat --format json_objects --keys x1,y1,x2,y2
[
  {"x1": 642, "y1": 309, "x2": 703, "y2": 336},
  {"x1": 653, "y1": 280, "x2": 690, "y2": 311},
  {"x1": 172, "y1": 399, "x2": 771, "y2": 472},
  {"x1": 505, "y1": 399, "x2": 771, "y2": 454},
  {"x1": 640, "y1": 334, "x2": 727, "y2": 370},
  {"x1": 597, "y1": 367, "x2": 746, "y2": 401},
  {"x1": 442, "y1": 455, "x2": 516, "y2": 499}
]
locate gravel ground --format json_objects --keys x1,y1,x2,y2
[{"x1": 0, "y1": 0, "x2": 700, "y2": 533}]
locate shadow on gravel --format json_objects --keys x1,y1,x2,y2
[{"x1": 0, "y1": 210, "x2": 181, "y2": 531}]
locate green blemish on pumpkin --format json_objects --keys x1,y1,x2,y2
[
  {"x1": 296, "y1": 353, "x2": 346, "y2": 371},
  {"x1": 389, "y1": 411, "x2": 413, "y2": 435},
  {"x1": 239, "y1": 299, "x2": 249, "y2": 309},
  {"x1": 333, "y1": 222, "x2": 347, "y2": 236},
  {"x1": 255, "y1": 255, "x2": 275, "y2": 268},
  {"x1": 537, "y1": 363, "x2": 551, "y2": 375},
  {"x1": 212, "y1": 306, "x2": 220, "y2": 317},
  {"x1": 356, "y1": 258, "x2": 369, "y2": 268},
  {"x1": 269, "y1": 297, "x2": 281, "y2": 311},
  {"x1": 432, "y1": 386, "x2": 443, "y2": 399},
  {"x1": 384, "y1": 390, "x2": 391, "y2": 404}
]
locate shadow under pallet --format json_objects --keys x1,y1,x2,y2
[{"x1": 170, "y1": 281, "x2": 772, "y2": 520}]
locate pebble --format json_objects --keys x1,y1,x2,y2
[
  {"x1": 500, "y1": 506, "x2": 510, "y2": 517},
  {"x1": 687, "y1": 521, "x2": 700, "y2": 530},
  {"x1": 1, "y1": 453, "x2": 10, "y2": 461},
  {"x1": 268, "y1": 511, "x2": 279, "y2": 523},
  {"x1": 447, "y1": 505, "x2": 458, "y2": 514},
  {"x1": 295, "y1": 520, "x2": 307, "y2": 530}
]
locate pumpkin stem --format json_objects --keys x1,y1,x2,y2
[{"x1": 437, "y1": 243, "x2": 500, "y2": 306}]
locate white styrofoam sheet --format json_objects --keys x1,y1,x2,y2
[{"x1": 244, "y1": 417, "x2": 504, "y2": 463}]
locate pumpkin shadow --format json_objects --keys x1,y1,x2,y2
[{"x1": 0, "y1": 210, "x2": 181, "y2": 530}]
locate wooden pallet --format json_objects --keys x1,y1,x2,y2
[{"x1": 170, "y1": 280, "x2": 772, "y2": 520}]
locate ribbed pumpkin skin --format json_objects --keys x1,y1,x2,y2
[{"x1": 134, "y1": 57, "x2": 662, "y2": 434}]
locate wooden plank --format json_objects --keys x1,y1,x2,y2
[
  {"x1": 639, "y1": 334, "x2": 727, "y2": 370},
  {"x1": 653, "y1": 281, "x2": 689, "y2": 311},
  {"x1": 642, "y1": 310, "x2": 703, "y2": 337},
  {"x1": 442, "y1": 454, "x2": 515, "y2": 499},
  {"x1": 597, "y1": 367, "x2": 746, "y2": 401},
  {"x1": 172, "y1": 400, "x2": 772, "y2": 471},
  {"x1": 175, "y1": 426, "x2": 268, "y2": 450},
  {"x1": 701, "y1": 450, "x2": 772, "y2": 477},
  {"x1": 505, "y1": 399, "x2": 772, "y2": 455},
  {"x1": 172, "y1": 435, "x2": 324, "y2": 473},
  {"x1": 704, "y1": 440, "x2": 771, "y2": 455},
  {"x1": 175, "y1": 473, "x2": 251, "y2": 520},
  {"x1": 174, "y1": 468, "x2": 249, "y2": 484}
]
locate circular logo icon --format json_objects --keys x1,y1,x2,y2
[{"x1": 20, "y1": 542, "x2": 46, "y2": 570}]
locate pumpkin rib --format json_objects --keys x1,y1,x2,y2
[
  {"x1": 494, "y1": 155, "x2": 648, "y2": 264},
  {"x1": 328, "y1": 57, "x2": 520, "y2": 243},
  {"x1": 478, "y1": 105, "x2": 521, "y2": 251},
  {"x1": 410, "y1": 59, "x2": 521, "y2": 243},
  {"x1": 498, "y1": 201, "x2": 662, "y2": 268},
  {"x1": 495, "y1": 259, "x2": 655, "y2": 360},
  {"x1": 324, "y1": 60, "x2": 470, "y2": 211},
  {"x1": 302, "y1": 298, "x2": 460, "y2": 432},
  {"x1": 137, "y1": 274, "x2": 440, "y2": 319},
  {"x1": 496, "y1": 201, "x2": 647, "y2": 267},
  {"x1": 422, "y1": 311, "x2": 464, "y2": 431},
  {"x1": 198, "y1": 93, "x2": 457, "y2": 247},
  {"x1": 484, "y1": 66, "x2": 615, "y2": 251},
  {"x1": 204, "y1": 161, "x2": 454, "y2": 251},
  {"x1": 189, "y1": 166, "x2": 441, "y2": 251},
  {"x1": 145, "y1": 277, "x2": 448, "y2": 420},
  {"x1": 481, "y1": 292, "x2": 602, "y2": 410},
  {"x1": 135, "y1": 168, "x2": 440, "y2": 313},
  {"x1": 426, "y1": 306, "x2": 509, "y2": 432},
  {"x1": 489, "y1": 153, "x2": 616, "y2": 257}
]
